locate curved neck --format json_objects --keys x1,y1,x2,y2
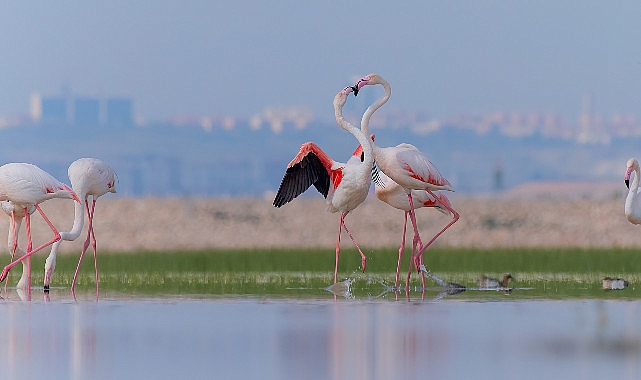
[
  {"x1": 336, "y1": 102, "x2": 373, "y2": 165},
  {"x1": 62, "y1": 198, "x2": 86, "y2": 241},
  {"x1": 360, "y1": 79, "x2": 391, "y2": 136}
]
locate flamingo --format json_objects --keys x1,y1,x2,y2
[
  {"x1": 43, "y1": 158, "x2": 117, "y2": 294},
  {"x1": 624, "y1": 158, "x2": 641, "y2": 224},
  {"x1": 355, "y1": 73, "x2": 459, "y2": 277},
  {"x1": 0, "y1": 163, "x2": 81, "y2": 291},
  {"x1": 273, "y1": 86, "x2": 373, "y2": 283}
]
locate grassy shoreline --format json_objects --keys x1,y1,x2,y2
[{"x1": 8, "y1": 247, "x2": 639, "y2": 299}]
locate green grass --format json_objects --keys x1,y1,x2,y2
[{"x1": 10, "y1": 247, "x2": 641, "y2": 300}]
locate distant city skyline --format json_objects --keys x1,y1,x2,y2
[
  {"x1": 5, "y1": 87, "x2": 640, "y2": 147},
  {"x1": 1, "y1": 2, "x2": 640, "y2": 125}
]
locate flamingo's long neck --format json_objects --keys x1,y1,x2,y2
[
  {"x1": 632, "y1": 164, "x2": 640, "y2": 192},
  {"x1": 62, "y1": 194, "x2": 86, "y2": 241},
  {"x1": 336, "y1": 100, "x2": 374, "y2": 171},
  {"x1": 625, "y1": 162, "x2": 641, "y2": 223},
  {"x1": 360, "y1": 79, "x2": 391, "y2": 138}
]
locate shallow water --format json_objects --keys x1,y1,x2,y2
[
  {"x1": 1, "y1": 248, "x2": 640, "y2": 379},
  {"x1": 1, "y1": 287, "x2": 640, "y2": 380}
]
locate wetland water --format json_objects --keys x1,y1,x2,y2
[{"x1": 1, "y1": 248, "x2": 640, "y2": 380}]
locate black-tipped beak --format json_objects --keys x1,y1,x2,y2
[
  {"x1": 350, "y1": 84, "x2": 359, "y2": 96},
  {"x1": 625, "y1": 179, "x2": 630, "y2": 189}
]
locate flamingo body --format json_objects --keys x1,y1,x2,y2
[
  {"x1": 374, "y1": 144, "x2": 453, "y2": 192},
  {"x1": 624, "y1": 158, "x2": 641, "y2": 224},
  {"x1": 0, "y1": 163, "x2": 78, "y2": 206}
]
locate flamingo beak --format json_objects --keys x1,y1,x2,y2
[
  {"x1": 349, "y1": 84, "x2": 359, "y2": 96},
  {"x1": 625, "y1": 179, "x2": 630, "y2": 189},
  {"x1": 355, "y1": 75, "x2": 371, "y2": 91}
]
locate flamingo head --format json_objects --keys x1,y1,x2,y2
[
  {"x1": 355, "y1": 73, "x2": 383, "y2": 91},
  {"x1": 625, "y1": 158, "x2": 638, "y2": 189},
  {"x1": 334, "y1": 86, "x2": 354, "y2": 110}
]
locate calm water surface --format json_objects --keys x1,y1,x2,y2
[{"x1": 0, "y1": 288, "x2": 640, "y2": 380}]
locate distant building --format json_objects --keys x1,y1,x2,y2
[
  {"x1": 74, "y1": 97, "x2": 100, "y2": 125},
  {"x1": 30, "y1": 94, "x2": 68, "y2": 123},
  {"x1": 106, "y1": 98, "x2": 133, "y2": 127}
]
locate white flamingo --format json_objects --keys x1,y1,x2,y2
[
  {"x1": 273, "y1": 87, "x2": 373, "y2": 283},
  {"x1": 624, "y1": 158, "x2": 641, "y2": 224},
  {"x1": 355, "y1": 73, "x2": 459, "y2": 280},
  {"x1": 44, "y1": 157, "x2": 117, "y2": 294},
  {"x1": 0, "y1": 163, "x2": 80, "y2": 294}
]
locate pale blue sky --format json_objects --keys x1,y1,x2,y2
[{"x1": 1, "y1": 1, "x2": 640, "y2": 122}]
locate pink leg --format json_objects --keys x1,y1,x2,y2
[
  {"x1": 5, "y1": 211, "x2": 17, "y2": 292},
  {"x1": 406, "y1": 194, "x2": 423, "y2": 252},
  {"x1": 90, "y1": 207, "x2": 99, "y2": 296},
  {"x1": 24, "y1": 208, "x2": 32, "y2": 297},
  {"x1": 72, "y1": 200, "x2": 100, "y2": 294},
  {"x1": 412, "y1": 190, "x2": 460, "y2": 272},
  {"x1": 395, "y1": 211, "x2": 408, "y2": 289},
  {"x1": 334, "y1": 219, "x2": 342, "y2": 284},
  {"x1": 339, "y1": 213, "x2": 367, "y2": 274},
  {"x1": 0, "y1": 205, "x2": 61, "y2": 283}
]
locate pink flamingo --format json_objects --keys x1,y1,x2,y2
[
  {"x1": 44, "y1": 158, "x2": 117, "y2": 295},
  {"x1": 355, "y1": 73, "x2": 459, "y2": 277},
  {"x1": 0, "y1": 163, "x2": 81, "y2": 292},
  {"x1": 273, "y1": 87, "x2": 373, "y2": 283}
]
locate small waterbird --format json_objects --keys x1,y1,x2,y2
[
  {"x1": 602, "y1": 277, "x2": 628, "y2": 290},
  {"x1": 477, "y1": 273, "x2": 513, "y2": 289}
]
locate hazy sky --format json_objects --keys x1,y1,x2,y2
[{"x1": 1, "y1": 1, "x2": 640, "y2": 122}]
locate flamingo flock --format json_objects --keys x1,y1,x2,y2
[
  {"x1": 3, "y1": 71, "x2": 641, "y2": 300},
  {"x1": 0, "y1": 158, "x2": 116, "y2": 298},
  {"x1": 274, "y1": 73, "x2": 459, "y2": 289}
]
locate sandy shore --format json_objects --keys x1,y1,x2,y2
[{"x1": 3, "y1": 183, "x2": 639, "y2": 255}]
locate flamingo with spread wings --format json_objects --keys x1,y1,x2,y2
[{"x1": 273, "y1": 87, "x2": 373, "y2": 283}]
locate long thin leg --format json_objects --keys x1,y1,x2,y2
[
  {"x1": 334, "y1": 219, "x2": 342, "y2": 284},
  {"x1": 339, "y1": 213, "x2": 366, "y2": 274},
  {"x1": 412, "y1": 189, "x2": 460, "y2": 273},
  {"x1": 5, "y1": 211, "x2": 17, "y2": 292},
  {"x1": 72, "y1": 200, "x2": 98, "y2": 294},
  {"x1": 406, "y1": 194, "x2": 422, "y2": 251},
  {"x1": 0, "y1": 205, "x2": 61, "y2": 283},
  {"x1": 395, "y1": 211, "x2": 408, "y2": 289},
  {"x1": 404, "y1": 193, "x2": 424, "y2": 289},
  {"x1": 89, "y1": 201, "x2": 99, "y2": 296},
  {"x1": 24, "y1": 208, "x2": 32, "y2": 298}
]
